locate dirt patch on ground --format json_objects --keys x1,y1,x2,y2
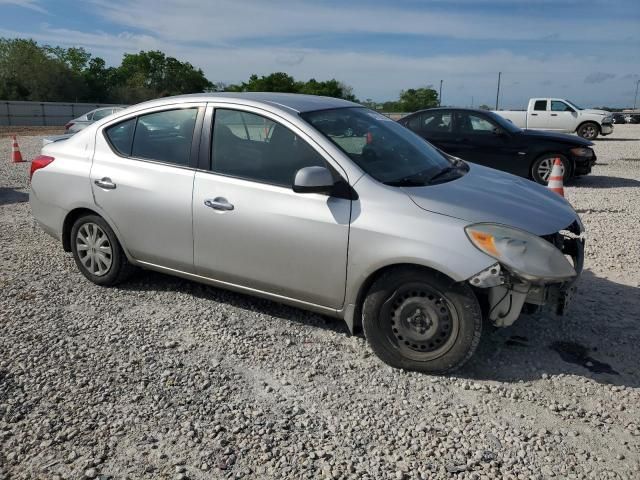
[{"x1": 0, "y1": 126, "x2": 65, "y2": 138}]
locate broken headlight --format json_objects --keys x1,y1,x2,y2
[{"x1": 465, "y1": 223, "x2": 576, "y2": 283}]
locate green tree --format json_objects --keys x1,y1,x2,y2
[
  {"x1": 113, "y1": 50, "x2": 213, "y2": 102},
  {"x1": 478, "y1": 104, "x2": 492, "y2": 110},
  {"x1": 0, "y1": 38, "x2": 87, "y2": 101},
  {"x1": 227, "y1": 72, "x2": 297, "y2": 93},
  {"x1": 226, "y1": 73, "x2": 357, "y2": 101},
  {"x1": 44, "y1": 45, "x2": 91, "y2": 74},
  {"x1": 398, "y1": 87, "x2": 439, "y2": 112}
]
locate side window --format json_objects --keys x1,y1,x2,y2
[
  {"x1": 551, "y1": 101, "x2": 573, "y2": 112},
  {"x1": 131, "y1": 108, "x2": 198, "y2": 166},
  {"x1": 212, "y1": 109, "x2": 326, "y2": 187},
  {"x1": 456, "y1": 112, "x2": 497, "y2": 134},
  {"x1": 534, "y1": 100, "x2": 547, "y2": 111},
  {"x1": 406, "y1": 114, "x2": 422, "y2": 130},
  {"x1": 105, "y1": 118, "x2": 136, "y2": 156},
  {"x1": 86, "y1": 111, "x2": 95, "y2": 120},
  {"x1": 92, "y1": 109, "x2": 112, "y2": 121},
  {"x1": 421, "y1": 111, "x2": 452, "y2": 133}
]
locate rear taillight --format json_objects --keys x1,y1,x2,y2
[
  {"x1": 30, "y1": 155, "x2": 55, "y2": 180},
  {"x1": 64, "y1": 122, "x2": 74, "y2": 130},
  {"x1": 366, "y1": 132, "x2": 373, "y2": 144}
]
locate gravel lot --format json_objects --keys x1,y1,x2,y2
[{"x1": 1, "y1": 126, "x2": 639, "y2": 479}]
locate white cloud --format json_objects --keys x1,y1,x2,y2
[
  {"x1": 0, "y1": 0, "x2": 47, "y2": 14},
  {"x1": 89, "y1": 0, "x2": 639, "y2": 43},
  {"x1": 2, "y1": 0, "x2": 639, "y2": 107}
]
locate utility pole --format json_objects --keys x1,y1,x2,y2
[
  {"x1": 634, "y1": 79, "x2": 640, "y2": 110},
  {"x1": 439, "y1": 80, "x2": 443, "y2": 107},
  {"x1": 495, "y1": 72, "x2": 501, "y2": 110},
  {"x1": 471, "y1": 96, "x2": 474, "y2": 108}
]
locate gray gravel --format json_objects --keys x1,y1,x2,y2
[{"x1": 1, "y1": 126, "x2": 640, "y2": 479}]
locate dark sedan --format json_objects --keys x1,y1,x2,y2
[{"x1": 398, "y1": 108, "x2": 596, "y2": 184}]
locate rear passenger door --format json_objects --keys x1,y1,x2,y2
[
  {"x1": 192, "y1": 106, "x2": 351, "y2": 309},
  {"x1": 91, "y1": 104, "x2": 204, "y2": 272}
]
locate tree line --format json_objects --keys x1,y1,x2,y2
[{"x1": 0, "y1": 38, "x2": 440, "y2": 111}]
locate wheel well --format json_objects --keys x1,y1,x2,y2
[
  {"x1": 350, "y1": 263, "x2": 453, "y2": 332},
  {"x1": 62, "y1": 208, "x2": 100, "y2": 251}
]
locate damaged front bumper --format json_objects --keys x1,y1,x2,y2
[{"x1": 469, "y1": 222, "x2": 585, "y2": 327}]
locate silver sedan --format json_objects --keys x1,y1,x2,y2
[
  {"x1": 30, "y1": 93, "x2": 585, "y2": 373},
  {"x1": 65, "y1": 106, "x2": 125, "y2": 133}
]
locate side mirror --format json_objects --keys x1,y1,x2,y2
[
  {"x1": 493, "y1": 127, "x2": 507, "y2": 136},
  {"x1": 293, "y1": 166, "x2": 335, "y2": 194}
]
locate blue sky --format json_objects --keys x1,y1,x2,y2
[{"x1": 1, "y1": 0, "x2": 639, "y2": 107}]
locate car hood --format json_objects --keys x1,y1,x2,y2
[
  {"x1": 402, "y1": 163, "x2": 578, "y2": 236},
  {"x1": 519, "y1": 129, "x2": 593, "y2": 146},
  {"x1": 582, "y1": 108, "x2": 609, "y2": 116}
]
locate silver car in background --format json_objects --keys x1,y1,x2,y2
[
  {"x1": 65, "y1": 106, "x2": 125, "y2": 133},
  {"x1": 30, "y1": 93, "x2": 585, "y2": 373}
]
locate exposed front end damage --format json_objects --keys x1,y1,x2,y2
[{"x1": 469, "y1": 221, "x2": 585, "y2": 327}]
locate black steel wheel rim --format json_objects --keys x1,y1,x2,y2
[{"x1": 380, "y1": 282, "x2": 460, "y2": 362}]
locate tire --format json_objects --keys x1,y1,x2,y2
[
  {"x1": 70, "y1": 214, "x2": 134, "y2": 286},
  {"x1": 362, "y1": 267, "x2": 482, "y2": 374},
  {"x1": 577, "y1": 122, "x2": 599, "y2": 140},
  {"x1": 531, "y1": 154, "x2": 571, "y2": 185}
]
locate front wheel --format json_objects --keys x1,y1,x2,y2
[
  {"x1": 577, "y1": 122, "x2": 599, "y2": 140},
  {"x1": 362, "y1": 267, "x2": 482, "y2": 374},
  {"x1": 531, "y1": 154, "x2": 570, "y2": 185}
]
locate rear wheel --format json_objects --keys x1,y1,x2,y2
[
  {"x1": 70, "y1": 214, "x2": 134, "y2": 286},
  {"x1": 531, "y1": 154, "x2": 570, "y2": 185},
  {"x1": 577, "y1": 122, "x2": 599, "y2": 140},
  {"x1": 362, "y1": 267, "x2": 482, "y2": 374}
]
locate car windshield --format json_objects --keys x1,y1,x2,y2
[
  {"x1": 301, "y1": 107, "x2": 454, "y2": 185},
  {"x1": 565, "y1": 99, "x2": 583, "y2": 110}
]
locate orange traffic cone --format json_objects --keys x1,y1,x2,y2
[
  {"x1": 547, "y1": 158, "x2": 564, "y2": 197},
  {"x1": 11, "y1": 135, "x2": 24, "y2": 163}
]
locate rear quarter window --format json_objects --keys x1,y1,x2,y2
[{"x1": 105, "y1": 118, "x2": 136, "y2": 156}]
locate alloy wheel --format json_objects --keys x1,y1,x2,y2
[
  {"x1": 582, "y1": 125, "x2": 597, "y2": 139},
  {"x1": 537, "y1": 157, "x2": 565, "y2": 183}
]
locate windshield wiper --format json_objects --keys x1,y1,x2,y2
[
  {"x1": 427, "y1": 164, "x2": 462, "y2": 184},
  {"x1": 385, "y1": 178, "x2": 427, "y2": 187},
  {"x1": 384, "y1": 168, "x2": 432, "y2": 187}
]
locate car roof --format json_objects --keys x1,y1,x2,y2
[
  {"x1": 406, "y1": 107, "x2": 493, "y2": 116},
  {"x1": 130, "y1": 92, "x2": 360, "y2": 114}
]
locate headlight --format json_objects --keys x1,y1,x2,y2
[
  {"x1": 570, "y1": 147, "x2": 593, "y2": 157},
  {"x1": 603, "y1": 115, "x2": 613, "y2": 123},
  {"x1": 465, "y1": 223, "x2": 576, "y2": 282}
]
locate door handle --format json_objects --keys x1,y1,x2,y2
[
  {"x1": 531, "y1": 113, "x2": 538, "y2": 116},
  {"x1": 551, "y1": 113, "x2": 558, "y2": 116},
  {"x1": 204, "y1": 197, "x2": 234, "y2": 211},
  {"x1": 94, "y1": 177, "x2": 116, "y2": 189}
]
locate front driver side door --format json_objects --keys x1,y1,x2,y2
[
  {"x1": 451, "y1": 111, "x2": 518, "y2": 174},
  {"x1": 192, "y1": 106, "x2": 351, "y2": 309},
  {"x1": 549, "y1": 100, "x2": 577, "y2": 131}
]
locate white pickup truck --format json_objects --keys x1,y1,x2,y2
[{"x1": 493, "y1": 98, "x2": 614, "y2": 140}]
